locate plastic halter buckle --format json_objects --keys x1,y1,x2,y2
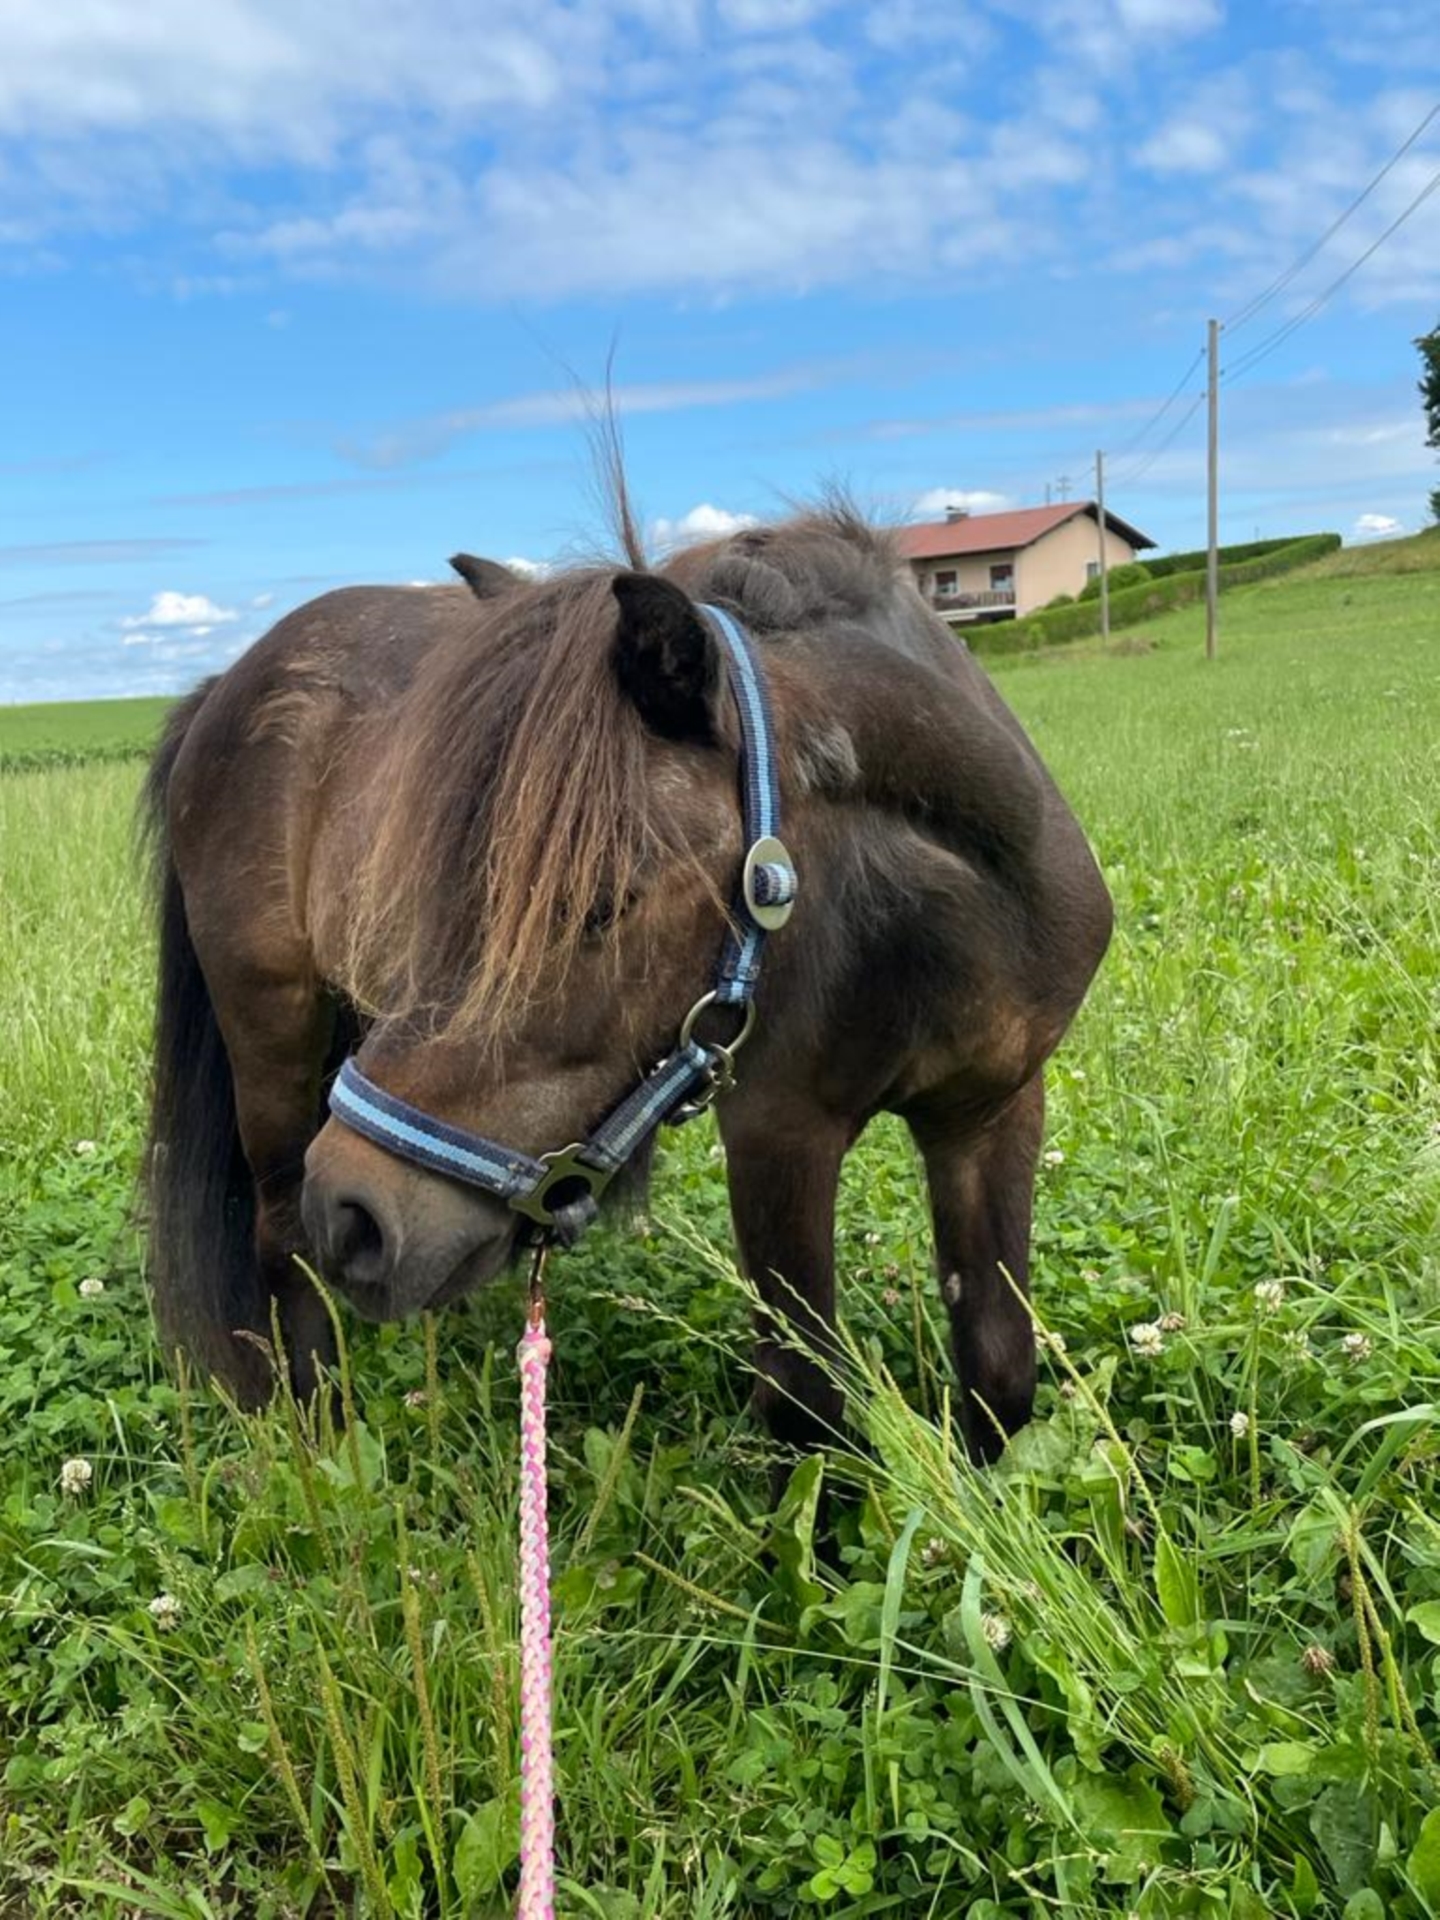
[
  {"x1": 508, "y1": 1144, "x2": 614, "y2": 1228},
  {"x1": 742, "y1": 835, "x2": 797, "y2": 931}
]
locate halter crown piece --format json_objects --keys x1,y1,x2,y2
[{"x1": 328, "y1": 602, "x2": 796, "y2": 1242}]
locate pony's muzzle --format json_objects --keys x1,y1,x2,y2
[{"x1": 302, "y1": 1123, "x2": 516, "y2": 1320}]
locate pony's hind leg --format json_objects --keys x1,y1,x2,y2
[
  {"x1": 723, "y1": 1114, "x2": 848, "y2": 1502},
  {"x1": 908, "y1": 1074, "x2": 1045, "y2": 1464}
]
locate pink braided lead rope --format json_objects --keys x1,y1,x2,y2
[{"x1": 516, "y1": 1249, "x2": 556, "y2": 1920}]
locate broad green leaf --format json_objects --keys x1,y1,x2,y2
[
  {"x1": 765, "y1": 1454, "x2": 825, "y2": 1614},
  {"x1": 1407, "y1": 1804, "x2": 1440, "y2": 1908},
  {"x1": 1311, "y1": 1784, "x2": 1376, "y2": 1898},
  {"x1": 1155, "y1": 1530, "x2": 1201, "y2": 1629},
  {"x1": 1342, "y1": 1892, "x2": 1384, "y2": 1920},
  {"x1": 196, "y1": 1797, "x2": 237, "y2": 1853},
  {"x1": 1408, "y1": 1602, "x2": 1440, "y2": 1647},
  {"x1": 1255, "y1": 1741, "x2": 1319, "y2": 1777},
  {"x1": 386, "y1": 1827, "x2": 424, "y2": 1919},
  {"x1": 1070, "y1": 1769, "x2": 1172, "y2": 1885},
  {"x1": 454, "y1": 1797, "x2": 516, "y2": 1901},
  {"x1": 113, "y1": 1794, "x2": 151, "y2": 1837},
  {"x1": 1290, "y1": 1851, "x2": 1321, "y2": 1915}
]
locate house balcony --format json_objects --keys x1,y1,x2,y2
[{"x1": 929, "y1": 587, "x2": 1016, "y2": 621}]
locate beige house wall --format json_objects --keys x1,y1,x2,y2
[{"x1": 1013, "y1": 514, "x2": 1138, "y2": 614}]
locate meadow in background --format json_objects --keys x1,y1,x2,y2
[{"x1": 2, "y1": 541, "x2": 1439, "y2": 1916}]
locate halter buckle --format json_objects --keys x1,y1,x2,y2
[
  {"x1": 509, "y1": 1144, "x2": 613, "y2": 1228},
  {"x1": 742, "y1": 835, "x2": 797, "y2": 931}
]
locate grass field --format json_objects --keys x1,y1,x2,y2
[
  {"x1": 0, "y1": 697, "x2": 173, "y2": 773},
  {"x1": 2, "y1": 546, "x2": 1439, "y2": 1917}
]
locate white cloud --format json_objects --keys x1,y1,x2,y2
[
  {"x1": 503, "y1": 556, "x2": 548, "y2": 578},
  {"x1": 1354, "y1": 512, "x2": 1405, "y2": 538},
  {"x1": 1116, "y1": 0, "x2": 1222, "y2": 30},
  {"x1": 651, "y1": 504, "x2": 759, "y2": 550},
  {"x1": 250, "y1": 590, "x2": 275, "y2": 607},
  {"x1": 341, "y1": 371, "x2": 825, "y2": 468},
  {"x1": 120, "y1": 590, "x2": 237, "y2": 631},
  {"x1": 1137, "y1": 120, "x2": 1232, "y2": 174},
  {"x1": 0, "y1": 2, "x2": 570, "y2": 145},
  {"x1": 0, "y1": 0, "x2": 1431, "y2": 336},
  {"x1": 911, "y1": 487, "x2": 1014, "y2": 520},
  {"x1": 718, "y1": 0, "x2": 835, "y2": 26}
]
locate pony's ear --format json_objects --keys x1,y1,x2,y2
[
  {"x1": 611, "y1": 572, "x2": 721, "y2": 741},
  {"x1": 449, "y1": 553, "x2": 518, "y2": 600}
]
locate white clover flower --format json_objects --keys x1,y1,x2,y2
[
  {"x1": 73, "y1": 1140, "x2": 97, "y2": 1157},
  {"x1": 1040, "y1": 1328, "x2": 1068, "y2": 1356},
  {"x1": 1283, "y1": 1329, "x2": 1313, "y2": 1361},
  {"x1": 1341, "y1": 1331, "x2": 1374, "y2": 1364},
  {"x1": 881, "y1": 1287, "x2": 901, "y2": 1309},
  {"x1": 403, "y1": 1388, "x2": 428, "y2": 1409},
  {"x1": 920, "y1": 1536, "x2": 948, "y2": 1569},
  {"x1": 1042, "y1": 1148, "x2": 1066, "y2": 1167},
  {"x1": 1230, "y1": 1411, "x2": 1250, "y2": 1440},
  {"x1": 78, "y1": 1277, "x2": 106, "y2": 1299},
  {"x1": 148, "y1": 1593, "x2": 182, "y2": 1632},
  {"x1": 60, "y1": 1457, "x2": 93, "y2": 1497},
  {"x1": 1254, "y1": 1278, "x2": 1285, "y2": 1314},
  {"x1": 980, "y1": 1611, "x2": 1013, "y2": 1653},
  {"x1": 1129, "y1": 1321, "x2": 1165, "y2": 1359},
  {"x1": 1158, "y1": 1311, "x2": 1187, "y2": 1333}
]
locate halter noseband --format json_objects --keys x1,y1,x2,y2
[{"x1": 327, "y1": 603, "x2": 797, "y2": 1246}]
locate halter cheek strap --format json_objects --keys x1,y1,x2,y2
[{"x1": 327, "y1": 602, "x2": 796, "y2": 1244}]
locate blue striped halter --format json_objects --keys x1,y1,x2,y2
[{"x1": 327, "y1": 603, "x2": 797, "y2": 1246}]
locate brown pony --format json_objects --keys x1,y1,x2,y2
[{"x1": 143, "y1": 505, "x2": 1111, "y2": 1469}]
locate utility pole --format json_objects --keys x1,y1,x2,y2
[
  {"x1": 1056, "y1": 473, "x2": 1072, "y2": 503},
  {"x1": 1044, "y1": 481, "x2": 1052, "y2": 506},
  {"x1": 1206, "y1": 317, "x2": 1220, "y2": 661},
  {"x1": 1095, "y1": 448, "x2": 1109, "y2": 642}
]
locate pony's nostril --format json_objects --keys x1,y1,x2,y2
[{"x1": 331, "y1": 1197, "x2": 388, "y2": 1284}]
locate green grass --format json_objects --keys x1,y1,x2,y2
[
  {"x1": 0, "y1": 696, "x2": 172, "y2": 772},
  {"x1": 3, "y1": 549, "x2": 1440, "y2": 1916}
]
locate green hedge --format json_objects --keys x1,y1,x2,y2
[
  {"x1": 971, "y1": 532, "x2": 1341, "y2": 657},
  {"x1": 1142, "y1": 535, "x2": 1306, "y2": 580},
  {"x1": 1078, "y1": 559, "x2": 1152, "y2": 600}
]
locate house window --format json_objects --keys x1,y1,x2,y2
[
  {"x1": 934, "y1": 569, "x2": 958, "y2": 596},
  {"x1": 989, "y1": 563, "x2": 1014, "y2": 592},
  {"x1": 1085, "y1": 560, "x2": 1100, "y2": 581}
]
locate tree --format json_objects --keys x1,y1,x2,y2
[{"x1": 1418, "y1": 321, "x2": 1440, "y2": 524}]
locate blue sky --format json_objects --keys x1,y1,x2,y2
[{"x1": 2, "y1": 0, "x2": 1438, "y2": 701}]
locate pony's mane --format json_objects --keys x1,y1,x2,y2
[{"x1": 340, "y1": 502, "x2": 900, "y2": 1039}]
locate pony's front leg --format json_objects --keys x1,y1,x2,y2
[
  {"x1": 722, "y1": 1114, "x2": 848, "y2": 1501},
  {"x1": 908, "y1": 1073, "x2": 1045, "y2": 1465},
  {"x1": 210, "y1": 967, "x2": 339, "y2": 1401}
]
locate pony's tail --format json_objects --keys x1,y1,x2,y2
[{"x1": 141, "y1": 688, "x2": 273, "y2": 1406}]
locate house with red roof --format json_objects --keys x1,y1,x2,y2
[{"x1": 896, "y1": 501, "x2": 1156, "y2": 627}]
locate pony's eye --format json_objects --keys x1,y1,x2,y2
[{"x1": 581, "y1": 890, "x2": 636, "y2": 938}]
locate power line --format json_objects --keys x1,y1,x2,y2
[
  {"x1": 1223, "y1": 157, "x2": 1440, "y2": 386},
  {"x1": 1108, "y1": 387, "x2": 1207, "y2": 488},
  {"x1": 1224, "y1": 98, "x2": 1440, "y2": 337},
  {"x1": 1106, "y1": 346, "x2": 1207, "y2": 464}
]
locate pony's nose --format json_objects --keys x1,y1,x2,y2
[{"x1": 303, "y1": 1179, "x2": 400, "y2": 1294}]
